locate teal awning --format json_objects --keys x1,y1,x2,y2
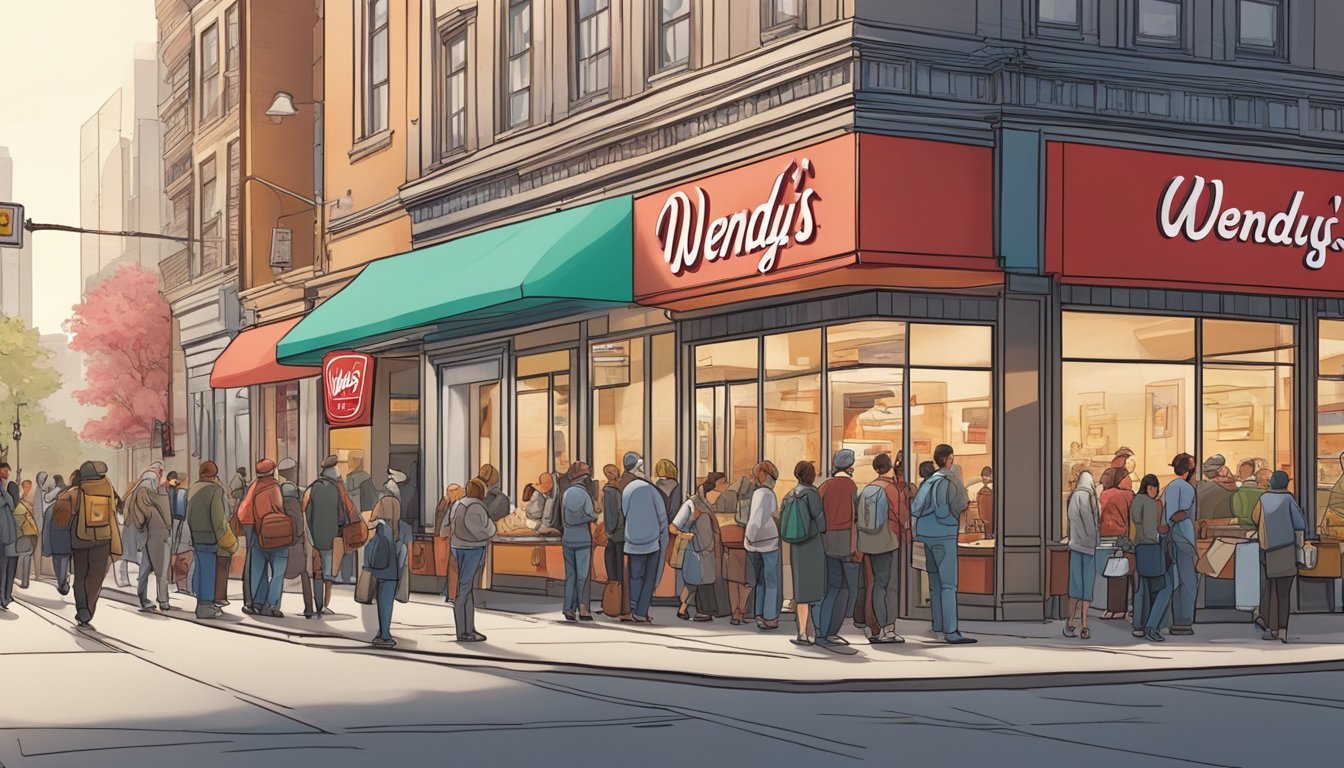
[{"x1": 277, "y1": 197, "x2": 633, "y2": 365}]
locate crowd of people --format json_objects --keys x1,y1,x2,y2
[
  {"x1": 1064, "y1": 450, "x2": 1313, "y2": 644},
  {"x1": 0, "y1": 443, "x2": 1315, "y2": 652}
]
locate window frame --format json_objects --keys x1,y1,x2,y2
[
  {"x1": 760, "y1": 0, "x2": 802, "y2": 40},
  {"x1": 1236, "y1": 0, "x2": 1286, "y2": 59},
  {"x1": 199, "y1": 22, "x2": 221, "y2": 124},
  {"x1": 1035, "y1": 0, "x2": 1083, "y2": 38},
  {"x1": 653, "y1": 0, "x2": 693, "y2": 76},
  {"x1": 225, "y1": 139, "x2": 239, "y2": 267},
  {"x1": 365, "y1": 0, "x2": 391, "y2": 138},
  {"x1": 199, "y1": 154, "x2": 219, "y2": 273},
  {"x1": 437, "y1": 24, "x2": 470, "y2": 160},
  {"x1": 1134, "y1": 0, "x2": 1185, "y2": 49},
  {"x1": 571, "y1": 0, "x2": 612, "y2": 104},
  {"x1": 501, "y1": 0, "x2": 533, "y2": 133}
]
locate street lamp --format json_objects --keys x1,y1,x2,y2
[{"x1": 12, "y1": 400, "x2": 25, "y2": 478}]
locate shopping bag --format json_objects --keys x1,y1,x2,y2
[
  {"x1": 1103, "y1": 551, "x2": 1130, "y2": 578},
  {"x1": 354, "y1": 569, "x2": 375, "y2": 605}
]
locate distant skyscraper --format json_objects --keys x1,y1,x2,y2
[
  {"x1": 78, "y1": 50, "x2": 165, "y2": 293},
  {"x1": 0, "y1": 146, "x2": 34, "y2": 326}
]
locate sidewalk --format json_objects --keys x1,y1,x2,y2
[{"x1": 75, "y1": 575, "x2": 1344, "y2": 688}]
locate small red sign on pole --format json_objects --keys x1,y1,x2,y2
[{"x1": 323, "y1": 351, "x2": 375, "y2": 427}]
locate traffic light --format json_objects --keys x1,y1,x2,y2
[{"x1": 0, "y1": 202, "x2": 23, "y2": 248}]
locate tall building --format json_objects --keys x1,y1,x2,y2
[
  {"x1": 219, "y1": 1, "x2": 1344, "y2": 618},
  {"x1": 0, "y1": 147, "x2": 34, "y2": 326},
  {"x1": 77, "y1": 47, "x2": 166, "y2": 293},
  {"x1": 155, "y1": 0, "x2": 248, "y2": 479}
]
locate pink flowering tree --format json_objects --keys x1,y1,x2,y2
[{"x1": 65, "y1": 264, "x2": 171, "y2": 448}]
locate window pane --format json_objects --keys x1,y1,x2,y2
[
  {"x1": 510, "y1": 1, "x2": 531, "y2": 54},
  {"x1": 450, "y1": 37, "x2": 466, "y2": 69},
  {"x1": 517, "y1": 350, "x2": 570, "y2": 378},
  {"x1": 662, "y1": 19, "x2": 689, "y2": 68},
  {"x1": 764, "y1": 328, "x2": 821, "y2": 379},
  {"x1": 695, "y1": 386, "x2": 722, "y2": 488},
  {"x1": 203, "y1": 27, "x2": 218, "y2": 70},
  {"x1": 1061, "y1": 362, "x2": 1194, "y2": 524},
  {"x1": 651, "y1": 334, "x2": 677, "y2": 480},
  {"x1": 909, "y1": 324, "x2": 991, "y2": 368},
  {"x1": 662, "y1": 0, "x2": 688, "y2": 22},
  {"x1": 827, "y1": 321, "x2": 906, "y2": 369},
  {"x1": 696, "y1": 338, "x2": 758, "y2": 384},
  {"x1": 1318, "y1": 321, "x2": 1344, "y2": 529},
  {"x1": 510, "y1": 90, "x2": 530, "y2": 127},
  {"x1": 516, "y1": 377, "x2": 549, "y2": 507},
  {"x1": 369, "y1": 83, "x2": 388, "y2": 133},
  {"x1": 371, "y1": 29, "x2": 388, "y2": 83},
  {"x1": 764, "y1": 373, "x2": 820, "y2": 500},
  {"x1": 1062, "y1": 312, "x2": 1195, "y2": 362},
  {"x1": 592, "y1": 338, "x2": 635, "y2": 388},
  {"x1": 1138, "y1": 0, "x2": 1180, "y2": 39},
  {"x1": 1038, "y1": 0, "x2": 1078, "y2": 24},
  {"x1": 729, "y1": 383, "x2": 759, "y2": 489},
  {"x1": 553, "y1": 374, "x2": 572, "y2": 476},
  {"x1": 1203, "y1": 364, "x2": 1293, "y2": 505},
  {"x1": 1239, "y1": 0, "x2": 1277, "y2": 48},
  {"x1": 830, "y1": 368, "x2": 903, "y2": 488},
  {"x1": 1203, "y1": 320, "x2": 1294, "y2": 364},
  {"x1": 510, "y1": 51, "x2": 530, "y2": 91},
  {"x1": 371, "y1": 0, "x2": 388, "y2": 29}
]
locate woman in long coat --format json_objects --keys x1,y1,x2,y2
[
  {"x1": 788, "y1": 460, "x2": 827, "y2": 646},
  {"x1": 672, "y1": 473, "x2": 724, "y2": 621}
]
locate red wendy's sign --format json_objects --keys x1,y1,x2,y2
[
  {"x1": 633, "y1": 134, "x2": 995, "y2": 309},
  {"x1": 1047, "y1": 142, "x2": 1344, "y2": 293},
  {"x1": 323, "y1": 351, "x2": 374, "y2": 427}
]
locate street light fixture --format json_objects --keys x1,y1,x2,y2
[{"x1": 265, "y1": 91, "x2": 299, "y2": 118}]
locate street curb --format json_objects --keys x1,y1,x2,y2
[{"x1": 84, "y1": 583, "x2": 1344, "y2": 694}]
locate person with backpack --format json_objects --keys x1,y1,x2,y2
[
  {"x1": 187, "y1": 462, "x2": 233, "y2": 619},
  {"x1": 560, "y1": 462, "x2": 599, "y2": 622},
  {"x1": 126, "y1": 464, "x2": 173, "y2": 613},
  {"x1": 654, "y1": 460, "x2": 683, "y2": 517},
  {"x1": 782, "y1": 461, "x2": 839, "y2": 650},
  {"x1": 912, "y1": 444, "x2": 976, "y2": 644},
  {"x1": 238, "y1": 459, "x2": 293, "y2": 617},
  {"x1": 858, "y1": 452, "x2": 909, "y2": 645},
  {"x1": 65, "y1": 460, "x2": 124, "y2": 630},
  {"x1": 522, "y1": 472, "x2": 558, "y2": 534},
  {"x1": 366, "y1": 478, "x2": 404, "y2": 649},
  {"x1": 306, "y1": 455, "x2": 356, "y2": 616},
  {"x1": 450, "y1": 478, "x2": 495, "y2": 642},
  {"x1": 620, "y1": 452, "x2": 668, "y2": 623},
  {"x1": 817, "y1": 449, "x2": 862, "y2": 648},
  {"x1": 40, "y1": 472, "x2": 73, "y2": 597},
  {"x1": 277, "y1": 458, "x2": 318, "y2": 619},
  {"x1": 745, "y1": 461, "x2": 783, "y2": 631},
  {"x1": 476, "y1": 464, "x2": 513, "y2": 522},
  {"x1": 671, "y1": 472, "x2": 725, "y2": 622},
  {"x1": 600, "y1": 464, "x2": 630, "y2": 620}
]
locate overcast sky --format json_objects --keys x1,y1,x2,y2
[{"x1": 0, "y1": 1, "x2": 156, "y2": 335}]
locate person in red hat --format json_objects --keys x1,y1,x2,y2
[{"x1": 236, "y1": 458, "x2": 292, "y2": 617}]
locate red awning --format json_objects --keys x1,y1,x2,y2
[{"x1": 210, "y1": 318, "x2": 321, "y2": 388}]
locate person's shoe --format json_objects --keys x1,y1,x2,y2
[
  {"x1": 875, "y1": 630, "x2": 905, "y2": 644},
  {"x1": 730, "y1": 617, "x2": 742, "y2": 626},
  {"x1": 372, "y1": 637, "x2": 396, "y2": 648},
  {"x1": 57, "y1": 582, "x2": 69, "y2": 596},
  {"x1": 692, "y1": 614, "x2": 712, "y2": 622},
  {"x1": 217, "y1": 599, "x2": 231, "y2": 607},
  {"x1": 242, "y1": 604, "x2": 260, "y2": 616},
  {"x1": 760, "y1": 619, "x2": 780, "y2": 631},
  {"x1": 618, "y1": 614, "x2": 634, "y2": 622},
  {"x1": 1062, "y1": 623, "x2": 1077, "y2": 638},
  {"x1": 1280, "y1": 634, "x2": 1290, "y2": 644},
  {"x1": 303, "y1": 611, "x2": 316, "y2": 619},
  {"x1": 320, "y1": 607, "x2": 335, "y2": 615},
  {"x1": 563, "y1": 612, "x2": 577, "y2": 622},
  {"x1": 1144, "y1": 629, "x2": 1165, "y2": 642},
  {"x1": 815, "y1": 638, "x2": 860, "y2": 655},
  {"x1": 791, "y1": 637, "x2": 814, "y2": 646},
  {"x1": 77, "y1": 621, "x2": 96, "y2": 631},
  {"x1": 825, "y1": 635, "x2": 850, "y2": 646},
  {"x1": 138, "y1": 600, "x2": 155, "y2": 612},
  {"x1": 632, "y1": 615, "x2": 652, "y2": 624},
  {"x1": 1169, "y1": 626, "x2": 1194, "y2": 636},
  {"x1": 159, "y1": 604, "x2": 172, "y2": 612},
  {"x1": 266, "y1": 608, "x2": 284, "y2": 618},
  {"x1": 945, "y1": 632, "x2": 978, "y2": 645},
  {"x1": 1252, "y1": 610, "x2": 1267, "y2": 632},
  {"x1": 1132, "y1": 629, "x2": 1146, "y2": 638},
  {"x1": 1262, "y1": 630, "x2": 1279, "y2": 641},
  {"x1": 578, "y1": 613, "x2": 594, "y2": 622}
]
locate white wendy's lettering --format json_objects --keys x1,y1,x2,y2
[
  {"x1": 656, "y1": 158, "x2": 820, "y2": 276},
  {"x1": 1159, "y1": 174, "x2": 1344, "y2": 270}
]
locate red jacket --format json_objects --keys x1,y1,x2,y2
[
  {"x1": 1099, "y1": 486, "x2": 1134, "y2": 538},
  {"x1": 237, "y1": 476, "x2": 284, "y2": 527},
  {"x1": 819, "y1": 474, "x2": 858, "y2": 531}
]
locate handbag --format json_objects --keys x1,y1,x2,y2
[
  {"x1": 1297, "y1": 541, "x2": 1318, "y2": 570},
  {"x1": 354, "y1": 569, "x2": 375, "y2": 604},
  {"x1": 1103, "y1": 550, "x2": 1131, "y2": 578},
  {"x1": 341, "y1": 517, "x2": 369, "y2": 550},
  {"x1": 667, "y1": 535, "x2": 690, "y2": 569}
]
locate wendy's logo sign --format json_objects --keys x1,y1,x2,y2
[
  {"x1": 1159, "y1": 175, "x2": 1344, "y2": 270},
  {"x1": 323, "y1": 352, "x2": 374, "y2": 427},
  {"x1": 655, "y1": 158, "x2": 820, "y2": 277}
]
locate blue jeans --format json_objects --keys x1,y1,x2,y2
[
  {"x1": 192, "y1": 544, "x2": 217, "y2": 602},
  {"x1": 819, "y1": 557, "x2": 862, "y2": 637},
  {"x1": 250, "y1": 545, "x2": 289, "y2": 609},
  {"x1": 1171, "y1": 538, "x2": 1198, "y2": 628},
  {"x1": 453, "y1": 547, "x2": 486, "y2": 636},
  {"x1": 628, "y1": 551, "x2": 661, "y2": 619},
  {"x1": 375, "y1": 578, "x2": 397, "y2": 640},
  {"x1": 1133, "y1": 568, "x2": 1174, "y2": 633},
  {"x1": 923, "y1": 537, "x2": 959, "y2": 636},
  {"x1": 747, "y1": 550, "x2": 781, "y2": 622},
  {"x1": 563, "y1": 546, "x2": 592, "y2": 615}
]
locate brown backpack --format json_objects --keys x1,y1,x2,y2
[
  {"x1": 256, "y1": 500, "x2": 296, "y2": 550},
  {"x1": 83, "y1": 492, "x2": 115, "y2": 529}
]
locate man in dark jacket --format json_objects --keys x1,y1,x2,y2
[
  {"x1": 0, "y1": 470, "x2": 17, "y2": 611},
  {"x1": 187, "y1": 461, "x2": 231, "y2": 619},
  {"x1": 69, "y1": 460, "x2": 123, "y2": 629},
  {"x1": 306, "y1": 455, "x2": 354, "y2": 615},
  {"x1": 278, "y1": 458, "x2": 317, "y2": 619}
]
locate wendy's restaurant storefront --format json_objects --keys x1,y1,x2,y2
[
  {"x1": 273, "y1": 197, "x2": 693, "y2": 598},
  {"x1": 632, "y1": 131, "x2": 1019, "y2": 622},
  {"x1": 1045, "y1": 140, "x2": 1344, "y2": 616}
]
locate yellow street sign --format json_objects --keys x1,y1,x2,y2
[{"x1": 0, "y1": 202, "x2": 24, "y2": 248}]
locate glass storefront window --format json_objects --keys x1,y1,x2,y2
[
  {"x1": 764, "y1": 329, "x2": 821, "y2": 498},
  {"x1": 827, "y1": 321, "x2": 906, "y2": 370},
  {"x1": 516, "y1": 375, "x2": 551, "y2": 508},
  {"x1": 910, "y1": 323, "x2": 993, "y2": 368},
  {"x1": 515, "y1": 349, "x2": 574, "y2": 513},
  {"x1": 1318, "y1": 321, "x2": 1344, "y2": 535},
  {"x1": 593, "y1": 338, "x2": 645, "y2": 476},
  {"x1": 260, "y1": 381, "x2": 299, "y2": 464},
  {"x1": 1062, "y1": 312, "x2": 1195, "y2": 361},
  {"x1": 695, "y1": 339, "x2": 760, "y2": 487},
  {"x1": 651, "y1": 333, "x2": 677, "y2": 472},
  {"x1": 1063, "y1": 313, "x2": 1296, "y2": 537},
  {"x1": 829, "y1": 368, "x2": 903, "y2": 488}
]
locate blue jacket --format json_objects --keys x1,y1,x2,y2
[
  {"x1": 621, "y1": 478, "x2": 668, "y2": 556},
  {"x1": 913, "y1": 472, "x2": 959, "y2": 541},
  {"x1": 561, "y1": 485, "x2": 598, "y2": 548}
]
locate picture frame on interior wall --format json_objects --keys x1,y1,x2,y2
[
  {"x1": 1147, "y1": 380, "x2": 1182, "y2": 442},
  {"x1": 1215, "y1": 402, "x2": 1259, "y2": 441}
]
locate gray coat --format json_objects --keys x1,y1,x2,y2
[
  {"x1": 0, "y1": 489, "x2": 17, "y2": 557},
  {"x1": 788, "y1": 485, "x2": 828, "y2": 604},
  {"x1": 680, "y1": 503, "x2": 718, "y2": 586}
]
